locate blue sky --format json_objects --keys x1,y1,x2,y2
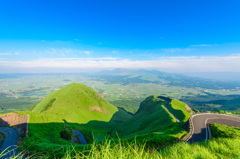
[{"x1": 0, "y1": 0, "x2": 240, "y2": 73}]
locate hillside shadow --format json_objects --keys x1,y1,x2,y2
[
  {"x1": 0, "y1": 107, "x2": 134, "y2": 145},
  {"x1": 188, "y1": 128, "x2": 206, "y2": 144},
  {"x1": 0, "y1": 118, "x2": 9, "y2": 126},
  {"x1": 0, "y1": 117, "x2": 28, "y2": 137},
  {"x1": 158, "y1": 96, "x2": 186, "y2": 122},
  {"x1": 0, "y1": 101, "x2": 189, "y2": 144},
  {"x1": 0, "y1": 108, "x2": 186, "y2": 158}
]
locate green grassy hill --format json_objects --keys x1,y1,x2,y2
[
  {"x1": 32, "y1": 83, "x2": 118, "y2": 123},
  {"x1": 115, "y1": 96, "x2": 191, "y2": 139},
  {"x1": 16, "y1": 83, "x2": 132, "y2": 157}
]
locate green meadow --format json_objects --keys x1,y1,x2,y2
[{"x1": 7, "y1": 83, "x2": 191, "y2": 158}]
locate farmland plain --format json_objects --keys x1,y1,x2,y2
[{"x1": 1, "y1": 69, "x2": 240, "y2": 114}]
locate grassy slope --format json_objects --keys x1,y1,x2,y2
[
  {"x1": 55, "y1": 124, "x2": 240, "y2": 159},
  {"x1": 115, "y1": 96, "x2": 187, "y2": 139},
  {"x1": 210, "y1": 123, "x2": 240, "y2": 138},
  {"x1": 17, "y1": 83, "x2": 132, "y2": 157},
  {"x1": 167, "y1": 99, "x2": 192, "y2": 122},
  {"x1": 32, "y1": 83, "x2": 118, "y2": 123}
]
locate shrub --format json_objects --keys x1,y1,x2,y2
[{"x1": 60, "y1": 130, "x2": 71, "y2": 140}]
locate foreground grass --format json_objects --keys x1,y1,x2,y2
[
  {"x1": 65, "y1": 138, "x2": 240, "y2": 159},
  {"x1": 42, "y1": 124, "x2": 240, "y2": 158},
  {"x1": 5, "y1": 123, "x2": 238, "y2": 159},
  {"x1": 6, "y1": 137, "x2": 239, "y2": 159}
]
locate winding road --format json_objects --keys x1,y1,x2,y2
[
  {"x1": 73, "y1": 129, "x2": 88, "y2": 145},
  {"x1": 0, "y1": 127, "x2": 24, "y2": 159},
  {"x1": 187, "y1": 113, "x2": 240, "y2": 144}
]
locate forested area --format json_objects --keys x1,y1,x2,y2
[{"x1": 181, "y1": 94, "x2": 240, "y2": 112}]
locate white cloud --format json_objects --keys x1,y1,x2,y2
[
  {"x1": 54, "y1": 57, "x2": 116, "y2": 60},
  {"x1": 42, "y1": 48, "x2": 91, "y2": 55},
  {"x1": 1, "y1": 55, "x2": 240, "y2": 73},
  {"x1": 190, "y1": 44, "x2": 213, "y2": 47},
  {"x1": 84, "y1": 51, "x2": 91, "y2": 54},
  {"x1": 0, "y1": 51, "x2": 21, "y2": 56},
  {"x1": 0, "y1": 53, "x2": 12, "y2": 56},
  {"x1": 161, "y1": 48, "x2": 192, "y2": 53},
  {"x1": 14, "y1": 51, "x2": 21, "y2": 56}
]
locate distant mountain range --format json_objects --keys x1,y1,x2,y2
[{"x1": 88, "y1": 69, "x2": 240, "y2": 90}]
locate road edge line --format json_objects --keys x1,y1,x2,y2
[{"x1": 205, "y1": 119, "x2": 208, "y2": 142}]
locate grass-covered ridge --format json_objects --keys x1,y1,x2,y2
[
  {"x1": 167, "y1": 99, "x2": 192, "y2": 122},
  {"x1": 115, "y1": 96, "x2": 182, "y2": 138}
]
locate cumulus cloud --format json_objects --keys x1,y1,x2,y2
[{"x1": 0, "y1": 55, "x2": 240, "y2": 73}]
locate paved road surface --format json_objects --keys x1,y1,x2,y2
[
  {"x1": 73, "y1": 129, "x2": 88, "y2": 145},
  {"x1": 188, "y1": 113, "x2": 240, "y2": 144},
  {"x1": 0, "y1": 127, "x2": 24, "y2": 159}
]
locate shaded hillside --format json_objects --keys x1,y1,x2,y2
[
  {"x1": 167, "y1": 99, "x2": 192, "y2": 122},
  {"x1": 115, "y1": 96, "x2": 191, "y2": 138}
]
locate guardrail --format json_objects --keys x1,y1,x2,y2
[
  {"x1": 181, "y1": 115, "x2": 194, "y2": 142},
  {"x1": 182, "y1": 113, "x2": 214, "y2": 142}
]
